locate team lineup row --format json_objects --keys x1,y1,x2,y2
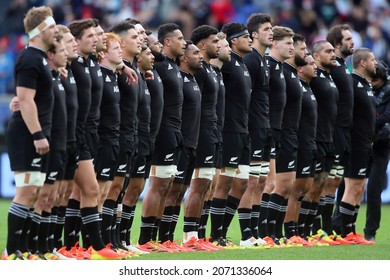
[{"x1": 2, "y1": 5, "x2": 379, "y2": 260}]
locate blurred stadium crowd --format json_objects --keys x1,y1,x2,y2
[{"x1": 0, "y1": 0, "x2": 389, "y2": 95}]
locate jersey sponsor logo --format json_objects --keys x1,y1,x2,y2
[
  {"x1": 275, "y1": 64, "x2": 279, "y2": 70},
  {"x1": 137, "y1": 165, "x2": 146, "y2": 173},
  {"x1": 367, "y1": 90, "x2": 373, "y2": 96},
  {"x1": 220, "y1": 80, "x2": 224, "y2": 85},
  {"x1": 43, "y1": 58, "x2": 48, "y2": 65},
  {"x1": 357, "y1": 82, "x2": 363, "y2": 88},
  {"x1": 70, "y1": 77, "x2": 76, "y2": 84},
  {"x1": 288, "y1": 160, "x2": 295, "y2": 168},
  {"x1": 243, "y1": 227, "x2": 251, "y2": 232},
  {"x1": 345, "y1": 68, "x2": 350, "y2": 74},
  {"x1": 164, "y1": 153, "x2": 174, "y2": 161},
  {"x1": 113, "y1": 85, "x2": 119, "y2": 93},
  {"x1": 177, "y1": 72, "x2": 182, "y2": 79},
  {"x1": 78, "y1": 57, "x2": 84, "y2": 63},
  {"x1": 158, "y1": 76, "x2": 162, "y2": 82},
  {"x1": 145, "y1": 88, "x2": 150, "y2": 95},
  {"x1": 15, "y1": 229, "x2": 23, "y2": 235},
  {"x1": 193, "y1": 85, "x2": 200, "y2": 91},
  {"x1": 235, "y1": 61, "x2": 240, "y2": 67},
  {"x1": 118, "y1": 164, "x2": 127, "y2": 171},
  {"x1": 97, "y1": 69, "x2": 102, "y2": 77},
  {"x1": 85, "y1": 67, "x2": 90, "y2": 74},
  {"x1": 261, "y1": 61, "x2": 264, "y2": 67},
  {"x1": 206, "y1": 68, "x2": 210, "y2": 73},
  {"x1": 302, "y1": 86, "x2": 307, "y2": 92},
  {"x1": 336, "y1": 61, "x2": 341, "y2": 67},
  {"x1": 301, "y1": 166, "x2": 310, "y2": 174},
  {"x1": 280, "y1": 72, "x2": 284, "y2": 79},
  {"x1": 311, "y1": 94, "x2": 316, "y2": 101},
  {"x1": 319, "y1": 72, "x2": 326, "y2": 78},
  {"x1": 291, "y1": 72, "x2": 296, "y2": 78},
  {"x1": 101, "y1": 168, "x2": 111, "y2": 177},
  {"x1": 168, "y1": 63, "x2": 173, "y2": 70},
  {"x1": 90, "y1": 60, "x2": 95, "y2": 67},
  {"x1": 229, "y1": 156, "x2": 238, "y2": 164},
  {"x1": 31, "y1": 158, "x2": 41, "y2": 167},
  {"x1": 52, "y1": 77, "x2": 56, "y2": 81},
  {"x1": 213, "y1": 77, "x2": 218, "y2": 83},
  {"x1": 204, "y1": 155, "x2": 213, "y2": 164},
  {"x1": 176, "y1": 170, "x2": 184, "y2": 177},
  {"x1": 48, "y1": 171, "x2": 58, "y2": 179},
  {"x1": 358, "y1": 168, "x2": 367, "y2": 176},
  {"x1": 253, "y1": 150, "x2": 262, "y2": 157},
  {"x1": 58, "y1": 83, "x2": 64, "y2": 91},
  {"x1": 105, "y1": 75, "x2": 111, "y2": 82},
  {"x1": 329, "y1": 81, "x2": 336, "y2": 88},
  {"x1": 244, "y1": 70, "x2": 249, "y2": 76},
  {"x1": 184, "y1": 76, "x2": 190, "y2": 82}
]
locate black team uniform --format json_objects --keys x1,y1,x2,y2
[
  {"x1": 198, "y1": 64, "x2": 225, "y2": 239},
  {"x1": 138, "y1": 55, "x2": 183, "y2": 245},
  {"x1": 181, "y1": 60, "x2": 218, "y2": 240},
  {"x1": 97, "y1": 66, "x2": 121, "y2": 245},
  {"x1": 296, "y1": 78, "x2": 318, "y2": 237},
  {"x1": 341, "y1": 73, "x2": 375, "y2": 237},
  {"x1": 116, "y1": 59, "x2": 141, "y2": 246},
  {"x1": 174, "y1": 70, "x2": 202, "y2": 242},
  {"x1": 243, "y1": 48, "x2": 270, "y2": 239},
  {"x1": 330, "y1": 56, "x2": 354, "y2": 234},
  {"x1": 262, "y1": 55, "x2": 286, "y2": 239},
  {"x1": 275, "y1": 62, "x2": 303, "y2": 240},
  {"x1": 54, "y1": 64, "x2": 78, "y2": 250},
  {"x1": 210, "y1": 51, "x2": 252, "y2": 242},
  {"x1": 6, "y1": 47, "x2": 54, "y2": 257},
  {"x1": 307, "y1": 67, "x2": 338, "y2": 236}
]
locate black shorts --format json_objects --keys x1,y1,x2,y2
[
  {"x1": 174, "y1": 147, "x2": 196, "y2": 185},
  {"x1": 250, "y1": 127, "x2": 272, "y2": 162},
  {"x1": 131, "y1": 134, "x2": 152, "y2": 179},
  {"x1": 7, "y1": 121, "x2": 49, "y2": 172},
  {"x1": 333, "y1": 126, "x2": 351, "y2": 166},
  {"x1": 195, "y1": 128, "x2": 219, "y2": 168},
  {"x1": 221, "y1": 132, "x2": 251, "y2": 168},
  {"x1": 296, "y1": 149, "x2": 317, "y2": 178},
  {"x1": 95, "y1": 139, "x2": 119, "y2": 181},
  {"x1": 45, "y1": 150, "x2": 67, "y2": 184},
  {"x1": 344, "y1": 145, "x2": 372, "y2": 179},
  {"x1": 82, "y1": 131, "x2": 100, "y2": 162},
  {"x1": 276, "y1": 133, "x2": 298, "y2": 173},
  {"x1": 315, "y1": 142, "x2": 335, "y2": 173},
  {"x1": 152, "y1": 129, "x2": 182, "y2": 166},
  {"x1": 114, "y1": 135, "x2": 138, "y2": 177},
  {"x1": 268, "y1": 128, "x2": 281, "y2": 159},
  {"x1": 64, "y1": 141, "x2": 79, "y2": 180}
]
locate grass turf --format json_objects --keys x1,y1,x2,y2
[{"x1": 0, "y1": 199, "x2": 389, "y2": 260}]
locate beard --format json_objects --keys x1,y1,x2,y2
[{"x1": 294, "y1": 54, "x2": 307, "y2": 67}]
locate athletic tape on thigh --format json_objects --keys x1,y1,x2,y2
[
  {"x1": 150, "y1": 165, "x2": 176, "y2": 178},
  {"x1": 14, "y1": 171, "x2": 45, "y2": 187},
  {"x1": 260, "y1": 162, "x2": 270, "y2": 176},
  {"x1": 220, "y1": 167, "x2": 237, "y2": 177},
  {"x1": 192, "y1": 167, "x2": 215, "y2": 180},
  {"x1": 249, "y1": 163, "x2": 261, "y2": 177},
  {"x1": 235, "y1": 164, "x2": 250, "y2": 179},
  {"x1": 335, "y1": 165, "x2": 344, "y2": 178}
]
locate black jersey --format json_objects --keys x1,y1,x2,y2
[
  {"x1": 222, "y1": 52, "x2": 252, "y2": 133},
  {"x1": 211, "y1": 65, "x2": 225, "y2": 134},
  {"x1": 98, "y1": 66, "x2": 120, "y2": 142},
  {"x1": 117, "y1": 59, "x2": 139, "y2": 139},
  {"x1": 61, "y1": 64, "x2": 78, "y2": 143},
  {"x1": 147, "y1": 69, "x2": 164, "y2": 143},
  {"x1": 180, "y1": 70, "x2": 201, "y2": 148},
  {"x1": 12, "y1": 46, "x2": 54, "y2": 135},
  {"x1": 310, "y1": 67, "x2": 339, "y2": 143},
  {"x1": 194, "y1": 60, "x2": 218, "y2": 129},
  {"x1": 266, "y1": 55, "x2": 286, "y2": 130},
  {"x1": 70, "y1": 55, "x2": 92, "y2": 133},
  {"x1": 86, "y1": 53, "x2": 103, "y2": 133},
  {"x1": 50, "y1": 71, "x2": 67, "y2": 151},
  {"x1": 282, "y1": 62, "x2": 302, "y2": 133},
  {"x1": 137, "y1": 74, "x2": 151, "y2": 135},
  {"x1": 330, "y1": 56, "x2": 354, "y2": 127},
  {"x1": 155, "y1": 56, "x2": 184, "y2": 132},
  {"x1": 351, "y1": 73, "x2": 376, "y2": 146},
  {"x1": 244, "y1": 48, "x2": 270, "y2": 129},
  {"x1": 298, "y1": 79, "x2": 317, "y2": 150}
]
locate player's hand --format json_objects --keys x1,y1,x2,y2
[
  {"x1": 123, "y1": 65, "x2": 138, "y2": 85},
  {"x1": 9, "y1": 96, "x2": 20, "y2": 112},
  {"x1": 145, "y1": 70, "x2": 154, "y2": 80},
  {"x1": 58, "y1": 67, "x2": 68, "y2": 79},
  {"x1": 34, "y1": 138, "x2": 50, "y2": 155}
]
